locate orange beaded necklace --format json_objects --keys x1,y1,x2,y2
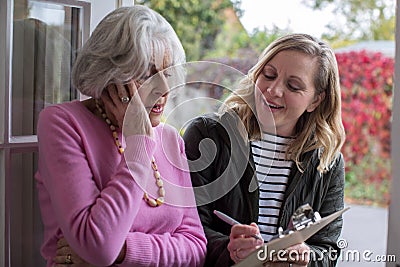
[{"x1": 95, "y1": 99, "x2": 165, "y2": 207}]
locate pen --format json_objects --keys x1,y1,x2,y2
[{"x1": 213, "y1": 210, "x2": 263, "y2": 241}]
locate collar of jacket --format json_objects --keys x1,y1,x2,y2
[{"x1": 277, "y1": 149, "x2": 321, "y2": 226}]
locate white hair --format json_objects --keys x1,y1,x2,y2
[{"x1": 71, "y1": 5, "x2": 186, "y2": 98}]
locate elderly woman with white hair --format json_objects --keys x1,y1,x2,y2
[{"x1": 35, "y1": 5, "x2": 206, "y2": 267}]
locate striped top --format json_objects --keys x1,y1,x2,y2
[{"x1": 251, "y1": 132, "x2": 293, "y2": 242}]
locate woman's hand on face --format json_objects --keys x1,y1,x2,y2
[
  {"x1": 101, "y1": 82, "x2": 133, "y2": 129},
  {"x1": 54, "y1": 238, "x2": 95, "y2": 267},
  {"x1": 227, "y1": 222, "x2": 264, "y2": 263},
  {"x1": 101, "y1": 81, "x2": 153, "y2": 138},
  {"x1": 264, "y1": 242, "x2": 310, "y2": 267}
]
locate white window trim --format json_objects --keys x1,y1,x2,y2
[{"x1": 386, "y1": 1, "x2": 400, "y2": 264}]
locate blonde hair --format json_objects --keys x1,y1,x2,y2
[
  {"x1": 220, "y1": 33, "x2": 345, "y2": 173},
  {"x1": 72, "y1": 5, "x2": 185, "y2": 98}
]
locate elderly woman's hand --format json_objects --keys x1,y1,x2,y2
[
  {"x1": 53, "y1": 238, "x2": 95, "y2": 267},
  {"x1": 102, "y1": 81, "x2": 153, "y2": 138}
]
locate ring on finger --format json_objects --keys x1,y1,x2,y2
[
  {"x1": 121, "y1": 96, "x2": 130, "y2": 103},
  {"x1": 65, "y1": 253, "x2": 72, "y2": 264}
]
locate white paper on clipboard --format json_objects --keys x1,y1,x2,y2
[{"x1": 233, "y1": 206, "x2": 350, "y2": 267}]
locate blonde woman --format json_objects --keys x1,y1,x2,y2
[{"x1": 184, "y1": 33, "x2": 345, "y2": 266}]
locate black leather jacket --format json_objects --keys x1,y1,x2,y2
[{"x1": 183, "y1": 112, "x2": 345, "y2": 267}]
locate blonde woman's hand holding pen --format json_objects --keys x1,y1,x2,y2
[{"x1": 214, "y1": 210, "x2": 264, "y2": 263}]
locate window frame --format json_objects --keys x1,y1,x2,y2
[{"x1": 0, "y1": 0, "x2": 90, "y2": 266}]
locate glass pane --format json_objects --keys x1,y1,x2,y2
[
  {"x1": 12, "y1": 0, "x2": 84, "y2": 136},
  {"x1": 8, "y1": 151, "x2": 45, "y2": 267}
]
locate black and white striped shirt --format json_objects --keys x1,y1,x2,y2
[{"x1": 251, "y1": 132, "x2": 293, "y2": 242}]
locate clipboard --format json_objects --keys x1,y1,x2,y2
[{"x1": 233, "y1": 206, "x2": 350, "y2": 267}]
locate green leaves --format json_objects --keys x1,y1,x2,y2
[
  {"x1": 137, "y1": 0, "x2": 243, "y2": 61},
  {"x1": 305, "y1": 0, "x2": 395, "y2": 41}
]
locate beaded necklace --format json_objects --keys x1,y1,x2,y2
[{"x1": 94, "y1": 99, "x2": 165, "y2": 207}]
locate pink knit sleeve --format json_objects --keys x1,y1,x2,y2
[
  {"x1": 37, "y1": 106, "x2": 156, "y2": 266},
  {"x1": 117, "y1": 131, "x2": 207, "y2": 267},
  {"x1": 120, "y1": 208, "x2": 207, "y2": 267}
]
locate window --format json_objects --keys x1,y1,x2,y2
[
  {"x1": 0, "y1": 0, "x2": 90, "y2": 266},
  {"x1": 12, "y1": 0, "x2": 90, "y2": 136}
]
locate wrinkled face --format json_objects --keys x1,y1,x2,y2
[
  {"x1": 254, "y1": 50, "x2": 323, "y2": 137},
  {"x1": 135, "y1": 64, "x2": 171, "y2": 127}
]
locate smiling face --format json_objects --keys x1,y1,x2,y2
[{"x1": 254, "y1": 50, "x2": 324, "y2": 137}]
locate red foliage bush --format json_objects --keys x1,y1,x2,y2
[{"x1": 336, "y1": 50, "x2": 393, "y2": 184}]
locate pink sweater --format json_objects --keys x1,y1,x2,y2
[{"x1": 35, "y1": 100, "x2": 206, "y2": 267}]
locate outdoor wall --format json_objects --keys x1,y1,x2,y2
[
  {"x1": 386, "y1": 1, "x2": 400, "y2": 266},
  {"x1": 81, "y1": 0, "x2": 133, "y2": 34}
]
